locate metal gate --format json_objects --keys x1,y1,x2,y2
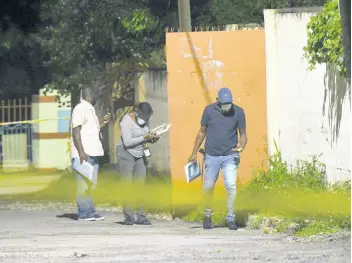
[{"x1": 0, "y1": 98, "x2": 32, "y2": 170}]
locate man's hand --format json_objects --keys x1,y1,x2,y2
[
  {"x1": 79, "y1": 151, "x2": 88, "y2": 164},
  {"x1": 234, "y1": 146, "x2": 244, "y2": 153},
  {"x1": 188, "y1": 153, "x2": 197, "y2": 163}
]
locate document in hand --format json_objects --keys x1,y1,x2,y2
[
  {"x1": 72, "y1": 159, "x2": 94, "y2": 183},
  {"x1": 150, "y1": 123, "x2": 171, "y2": 137},
  {"x1": 184, "y1": 162, "x2": 202, "y2": 183}
]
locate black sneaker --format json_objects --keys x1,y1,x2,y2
[
  {"x1": 124, "y1": 217, "x2": 134, "y2": 225},
  {"x1": 135, "y1": 218, "x2": 151, "y2": 225},
  {"x1": 203, "y1": 217, "x2": 212, "y2": 229},
  {"x1": 227, "y1": 221, "x2": 238, "y2": 230},
  {"x1": 93, "y1": 214, "x2": 105, "y2": 221}
]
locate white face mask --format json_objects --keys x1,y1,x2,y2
[{"x1": 137, "y1": 118, "x2": 146, "y2": 126}]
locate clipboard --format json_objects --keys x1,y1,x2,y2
[{"x1": 184, "y1": 161, "x2": 202, "y2": 183}]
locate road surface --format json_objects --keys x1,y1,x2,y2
[{"x1": 0, "y1": 208, "x2": 350, "y2": 263}]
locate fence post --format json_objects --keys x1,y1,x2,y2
[{"x1": 31, "y1": 91, "x2": 71, "y2": 172}]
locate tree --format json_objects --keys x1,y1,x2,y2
[
  {"x1": 192, "y1": 0, "x2": 327, "y2": 26},
  {"x1": 338, "y1": 0, "x2": 351, "y2": 83},
  {"x1": 0, "y1": 0, "x2": 41, "y2": 34},
  {"x1": 0, "y1": 30, "x2": 49, "y2": 100},
  {"x1": 0, "y1": 0, "x2": 49, "y2": 100},
  {"x1": 38, "y1": 0, "x2": 167, "y2": 115},
  {"x1": 303, "y1": 0, "x2": 346, "y2": 78}
]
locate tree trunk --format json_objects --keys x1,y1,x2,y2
[{"x1": 339, "y1": 0, "x2": 351, "y2": 84}]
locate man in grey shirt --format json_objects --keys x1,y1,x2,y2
[
  {"x1": 117, "y1": 102, "x2": 159, "y2": 225},
  {"x1": 189, "y1": 88, "x2": 247, "y2": 230}
]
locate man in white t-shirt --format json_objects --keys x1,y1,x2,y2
[{"x1": 71, "y1": 87, "x2": 111, "y2": 221}]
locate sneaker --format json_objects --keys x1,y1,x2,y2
[
  {"x1": 124, "y1": 217, "x2": 134, "y2": 225},
  {"x1": 135, "y1": 218, "x2": 151, "y2": 225},
  {"x1": 203, "y1": 217, "x2": 212, "y2": 229},
  {"x1": 227, "y1": 221, "x2": 238, "y2": 230},
  {"x1": 78, "y1": 215, "x2": 96, "y2": 221},
  {"x1": 93, "y1": 214, "x2": 105, "y2": 221}
]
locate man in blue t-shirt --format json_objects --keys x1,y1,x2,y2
[{"x1": 189, "y1": 87, "x2": 247, "y2": 230}]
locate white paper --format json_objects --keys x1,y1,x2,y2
[
  {"x1": 144, "y1": 148, "x2": 151, "y2": 157},
  {"x1": 150, "y1": 123, "x2": 171, "y2": 137},
  {"x1": 73, "y1": 160, "x2": 95, "y2": 182}
]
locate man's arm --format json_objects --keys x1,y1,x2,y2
[
  {"x1": 72, "y1": 126, "x2": 87, "y2": 163},
  {"x1": 236, "y1": 109, "x2": 247, "y2": 151},
  {"x1": 189, "y1": 107, "x2": 208, "y2": 162},
  {"x1": 100, "y1": 113, "x2": 111, "y2": 128},
  {"x1": 238, "y1": 128, "x2": 247, "y2": 150},
  {"x1": 71, "y1": 106, "x2": 87, "y2": 163},
  {"x1": 190, "y1": 126, "x2": 207, "y2": 157}
]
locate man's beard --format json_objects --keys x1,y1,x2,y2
[{"x1": 220, "y1": 104, "x2": 232, "y2": 113}]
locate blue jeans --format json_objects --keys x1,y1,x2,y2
[
  {"x1": 203, "y1": 153, "x2": 240, "y2": 222},
  {"x1": 72, "y1": 156, "x2": 99, "y2": 219}
]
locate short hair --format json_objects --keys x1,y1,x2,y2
[
  {"x1": 136, "y1": 102, "x2": 153, "y2": 119},
  {"x1": 81, "y1": 88, "x2": 93, "y2": 100}
]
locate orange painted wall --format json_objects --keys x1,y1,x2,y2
[{"x1": 166, "y1": 30, "x2": 268, "y2": 205}]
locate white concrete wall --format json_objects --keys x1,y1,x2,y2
[
  {"x1": 142, "y1": 70, "x2": 170, "y2": 175},
  {"x1": 32, "y1": 139, "x2": 70, "y2": 170},
  {"x1": 31, "y1": 89, "x2": 72, "y2": 171},
  {"x1": 264, "y1": 9, "x2": 351, "y2": 183}
]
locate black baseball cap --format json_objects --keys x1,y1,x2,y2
[{"x1": 137, "y1": 102, "x2": 153, "y2": 120}]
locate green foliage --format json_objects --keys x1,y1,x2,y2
[
  {"x1": 38, "y1": 0, "x2": 165, "y2": 95},
  {"x1": 303, "y1": 0, "x2": 346, "y2": 76},
  {"x1": 248, "y1": 142, "x2": 328, "y2": 191},
  {"x1": 0, "y1": 28, "x2": 48, "y2": 99},
  {"x1": 295, "y1": 215, "x2": 350, "y2": 236},
  {"x1": 246, "y1": 214, "x2": 350, "y2": 236},
  {"x1": 193, "y1": 0, "x2": 327, "y2": 26},
  {"x1": 122, "y1": 10, "x2": 158, "y2": 33}
]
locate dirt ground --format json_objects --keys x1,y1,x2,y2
[{"x1": 0, "y1": 208, "x2": 350, "y2": 263}]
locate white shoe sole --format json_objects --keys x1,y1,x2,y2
[
  {"x1": 80, "y1": 218, "x2": 96, "y2": 221},
  {"x1": 94, "y1": 216, "x2": 105, "y2": 221}
]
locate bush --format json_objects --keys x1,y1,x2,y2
[
  {"x1": 248, "y1": 141, "x2": 328, "y2": 191},
  {"x1": 303, "y1": 0, "x2": 346, "y2": 76}
]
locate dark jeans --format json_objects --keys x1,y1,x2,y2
[
  {"x1": 117, "y1": 144, "x2": 147, "y2": 221},
  {"x1": 72, "y1": 156, "x2": 99, "y2": 219}
]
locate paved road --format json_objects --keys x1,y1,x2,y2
[{"x1": 0, "y1": 209, "x2": 350, "y2": 263}]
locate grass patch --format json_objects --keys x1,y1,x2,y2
[{"x1": 296, "y1": 220, "x2": 339, "y2": 237}]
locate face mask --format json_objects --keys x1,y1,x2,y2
[
  {"x1": 220, "y1": 103, "x2": 232, "y2": 113},
  {"x1": 137, "y1": 118, "x2": 146, "y2": 126}
]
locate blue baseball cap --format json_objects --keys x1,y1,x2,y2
[{"x1": 218, "y1": 88, "x2": 233, "y2": 104}]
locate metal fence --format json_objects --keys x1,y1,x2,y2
[{"x1": 0, "y1": 98, "x2": 32, "y2": 170}]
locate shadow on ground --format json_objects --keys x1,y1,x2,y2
[{"x1": 56, "y1": 213, "x2": 78, "y2": 220}]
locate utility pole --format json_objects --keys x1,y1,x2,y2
[{"x1": 178, "y1": 0, "x2": 191, "y2": 32}]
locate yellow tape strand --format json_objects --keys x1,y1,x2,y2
[{"x1": 0, "y1": 117, "x2": 70, "y2": 126}]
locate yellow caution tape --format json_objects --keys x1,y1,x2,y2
[{"x1": 0, "y1": 117, "x2": 70, "y2": 126}]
